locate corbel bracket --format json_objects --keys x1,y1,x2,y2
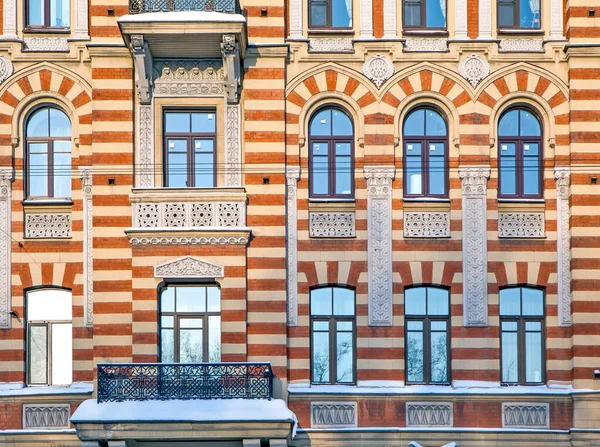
[
  {"x1": 222, "y1": 34, "x2": 241, "y2": 104},
  {"x1": 130, "y1": 35, "x2": 153, "y2": 105}
]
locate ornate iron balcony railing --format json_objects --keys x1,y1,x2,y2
[
  {"x1": 97, "y1": 363, "x2": 273, "y2": 403},
  {"x1": 129, "y1": 0, "x2": 237, "y2": 14}
]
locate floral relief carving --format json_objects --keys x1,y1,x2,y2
[
  {"x1": 555, "y1": 167, "x2": 571, "y2": 327},
  {"x1": 499, "y1": 39, "x2": 544, "y2": 52},
  {"x1": 130, "y1": 235, "x2": 249, "y2": 245},
  {"x1": 458, "y1": 53, "x2": 490, "y2": 88},
  {"x1": 502, "y1": 403, "x2": 549, "y2": 428},
  {"x1": 23, "y1": 37, "x2": 69, "y2": 52},
  {"x1": 132, "y1": 202, "x2": 246, "y2": 228},
  {"x1": 154, "y1": 256, "x2": 224, "y2": 278},
  {"x1": 459, "y1": 166, "x2": 490, "y2": 327},
  {"x1": 406, "y1": 403, "x2": 453, "y2": 427},
  {"x1": 153, "y1": 59, "x2": 225, "y2": 97},
  {"x1": 404, "y1": 38, "x2": 448, "y2": 52},
  {"x1": 138, "y1": 105, "x2": 153, "y2": 188},
  {"x1": 363, "y1": 54, "x2": 394, "y2": 89},
  {"x1": 288, "y1": 0, "x2": 303, "y2": 38},
  {"x1": 404, "y1": 212, "x2": 450, "y2": 238},
  {"x1": 3, "y1": 0, "x2": 17, "y2": 37},
  {"x1": 308, "y1": 38, "x2": 354, "y2": 53},
  {"x1": 286, "y1": 167, "x2": 300, "y2": 326},
  {"x1": 311, "y1": 403, "x2": 357, "y2": 428},
  {"x1": 25, "y1": 214, "x2": 71, "y2": 238},
  {"x1": 365, "y1": 166, "x2": 395, "y2": 326},
  {"x1": 309, "y1": 213, "x2": 355, "y2": 238},
  {"x1": 225, "y1": 104, "x2": 241, "y2": 186},
  {"x1": 80, "y1": 168, "x2": 94, "y2": 326},
  {"x1": 0, "y1": 168, "x2": 11, "y2": 328},
  {"x1": 498, "y1": 213, "x2": 544, "y2": 238}
]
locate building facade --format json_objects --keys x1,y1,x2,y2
[{"x1": 0, "y1": 0, "x2": 599, "y2": 444}]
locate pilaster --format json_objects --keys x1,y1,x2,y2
[
  {"x1": 454, "y1": 0, "x2": 468, "y2": 39},
  {"x1": 286, "y1": 166, "x2": 301, "y2": 326},
  {"x1": 555, "y1": 167, "x2": 571, "y2": 327},
  {"x1": 0, "y1": 168, "x2": 11, "y2": 329},
  {"x1": 359, "y1": 0, "x2": 374, "y2": 39},
  {"x1": 225, "y1": 104, "x2": 242, "y2": 186},
  {"x1": 80, "y1": 168, "x2": 94, "y2": 327}
]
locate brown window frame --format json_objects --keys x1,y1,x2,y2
[
  {"x1": 402, "y1": 107, "x2": 449, "y2": 199},
  {"x1": 25, "y1": 105, "x2": 72, "y2": 199},
  {"x1": 310, "y1": 286, "x2": 356, "y2": 385},
  {"x1": 402, "y1": 0, "x2": 448, "y2": 30},
  {"x1": 308, "y1": 107, "x2": 355, "y2": 200},
  {"x1": 499, "y1": 285, "x2": 546, "y2": 385},
  {"x1": 497, "y1": 0, "x2": 541, "y2": 29},
  {"x1": 308, "y1": 0, "x2": 353, "y2": 29},
  {"x1": 163, "y1": 109, "x2": 217, "y2": 188},
  {"x1": 497, "y1": 107, "x2": 543, "y2": 199},
  {"x1": 24, "y1": 0, "x2": 71, "y2": 30},
  {"x1": 404, "y1": 285, "x2": 451, "y2": 385}
]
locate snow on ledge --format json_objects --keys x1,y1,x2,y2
[
  {"x1": 0, "y1": 382, "x2": 93, "y2": 397},
  {"x1": 118, "y1": 11, "x2": 246, "y2": 23},
  {"x1": 0, "y1": 429, "x2": 76, "y2": 435}
]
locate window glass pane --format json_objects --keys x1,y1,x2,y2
[
  {"x1": 406, "y1": 156, "x2": 422, "y2": 195},
  {"x1": 333, "y1": 288, "x2": 354, "y2": 315},
  {"x1": 522, "y1": 288, "x2": 544, "y2": 316},
  {"x1": 498, "y1": 3, "x2": 515, "y2": 27},
  {"x1": 332, "y1": 0, "x2": 352, "y2": 27},
  {"x1": 431, "y1": 320, "x2": 446, "y2": 331},
  {"x1": 405, "y1": 288, "x2": 426, "y2": 315},
  {"x1": 179, "y1": 329, "x2": 203, "y2": 362},
  {"x1": 332, "y1": 110, "x2": 352, "y2": 136},
  {"x1": 27, "y1": 289, "x2": 72, "y2": 321},
  {"x1": 426, "y1": 110, "x2": 447, "y2": 136},
  {"x1": 407, "y1": 331, "x2": 424, "y2": 382},
  {"x1": 194, "y1": 148, "x2": 214, "y2": 188},
  {"x1": 501, "y1": 331, "x2": 519, "y2": 382},
  {"x1": 404, "y1": 2, "x2": 421, "y2": 26},
  {"x1": 313, "y1": 320, "x2": 329, "y2": 331},
  {"x1": 29, "y1": 146, "x2": 49, "y2": 197},
  {"x1": 310, "y1": 109, "x2": 332, "y2": 136},
  {"x1": 523, "y1": 153, "x2": 540, "y2": 196},
  {"x1": 406, "y1": 320, "x2": 423, "y2": 330},
  {"x1": 53, "y1": 149, "x2": 71, "y2": 198},
  {"x1": 167, "y1": 139, "x2": 187, "y2": 187},
  {"x1": 500, "y1": 288, "x2": 521, "y2": 316},
  {"x1": 526, "y1": 321, "x2": 542, "y2": 330},
  {"x1": 29, "y1": 325, "x2": 47, "y2": 384},
  {"x1": 208, "y1": 315, "x2": 221, "y2": 362},
  {"x1": 28, "y1": 0, "x2": 45, "y2": 25},
  {"x1": 335, "y1": 148, "x2": 352, "y2": 195},
  {"x1": 525, "y1": 331, "x2": 542, "y2": 382},
  {"x1": 499, "y1": 147, "x2": 516, "y2": 196},
  {"x1": 51, "y1": 323, "x2": 72, "y2": 385},
  {"x1": 49, "y1": 109, "x2": 71, "y2": 136},
  {"x1": 499, "y1": 110, "x2": 519, "y2": 136},
  {"x1": 180, "y1": 318, "x2": 203, "y2": 328},
  {"x1": 312, "y1": 330, "x2": 330, "y2": 383},
  {"x1": 336, "y1": 331, "x2": 353, "y2": 382},
  {"x1": 176, "y1": 287, "x2": 206, "y2": 312},
  {"x1": 312, "y1": 142, "x2": 329, "y2": 195},
  {"x1": 428, "y1": 144, "x2": 445, "y2": 196},
  {"x1": 50, "y1": 0, "x2": 70, "y2": 27},
  {"x1": 520, "y1": 110, "x2": 541, "y2": 136},
  {"x1": 28, "y1": 109, "x2": 49, "y2": 137},
  {"x1": 427, "y1": 287, "x2": 449, "y2": 315},
  {"x1": 165, "y1": 113, "x2": 190, "y2": 133},
  {"x1": 520, "y1": 0, "x2": 538, "y2": 28},
  {"x1": 207, "y1": 288, "x2": 220, "y2": 312},
  {"x1": 430, "y1": 330, "x2": 448, "y2": 382},
  {"x1": 161, "y1": 329, "x2": 174, "y2": 362},
  {"x1": 192, "y1": 112, "x2": 216, "y2": 133},
  {"x1": 404, "y1": 109, "x2": 425, "y2": 136},
  {"x1": 425, "y1": 0, "x2": 446, "y2": 28},
  {"x1": 161, "y1": 316, "x2": 174, "y2": 328},
  {"x1": 311, "y1": 288, "x2": 333, "y2": 315},
  {"x1": 502, "y1": 320, "x2": 518, "y2": 331},
  {"x1": 162, "y1": 287, "x2": 175, "y2": 312},
  {"x1": 310, "y1": 1, "x2": 327, "y2": 26},
  {"x1": 336, "y1": 321, "x2": 353, "y2": 331}
]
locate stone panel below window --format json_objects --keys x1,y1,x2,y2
[
  {"x1": 502, "y1": 403, "x2": 549, "y2": 428},
  {"x1": 309, "y1": 212, "x2": 355, "y2": 238},
  {"x1": 403, "y1": 211, "x2": 450, "y2": 238},
  {"x1": 25, "y1": 213, "x2": 72, "y2": 238},
  {"x1": 498, "y1": 212, "x2": 545, "y2": 238},
  {"x1": 311, "y1": 402, "x2": 357, "y2": 428}
]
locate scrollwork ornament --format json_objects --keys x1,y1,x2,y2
[
  {"x1": 363, "y1": 54, "x2": 394, "y2": 89},
  {"x1": 458, "y1": 53, "x2": 490, "y2": 88}
]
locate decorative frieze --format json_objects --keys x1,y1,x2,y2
[
  {"x1": 0, "y1": 168, "x2": 11, "y2": 329},
  {"x1": 154, "y1": 257, "x2": 224, "y2": 278},
  {"x1": 458, "y1": 54, "x2": 490, "y2": 88},
  {"x1": 499, "y1": 39, "x2": 544, "y2": 52},
  {"x1": 23, "y1": 404, "x2": 70, "y2": 429},
  {"x1": 459, "y1": 166, "x2": 490, "y2": 327},
  {"x1": 311, "y1": 402, "x2": 357, "y2": 428},
  {"x1": 406, "y1": 403, "x2": 453, "y2": 427},
  {"x1": 23, "y1": 37, "x2": 69, "y2": 52},
  {"x1": 555, "y1": 167, "x2": 571, "y2": 327},
  {"x1": 132, "y1": 201, "x2": 246, "y2": 228},
  {"x1": 365, "y1": 166, "x2": 395, "y2": 326},
  {"x1": 80, "y1": 168, "x2": 93, "y2": 327},
  {"x1": 286, "y1": 167, "x2": 300, "y2": 326},
  {"x1": 225, "y1": 104, "x2": 242, "y2": 186},
  {"x1": 498, "y1": 213, "x2": 544, "y2": 238},
  {"x1": 403, "y1": 212, "x2": 450, "y2": 238},
  {"x1": 308, "y1": 38, "x2": 353, "y2": 53},
  {"x1": 25, "y1": 213, "x2": 71, "y2": 238},
  {"x1": 404, "y1": 38, "x2": 448, "y2": 52},
  {"x1": 502, "y1": 403, "x2": 549, "y2": 428},
  {"x1": 153, "y1": 59, "x2": 225, "y2": 97},
  {"x1": 309, "y1": 212, "x2": 355, "y2": 238},
  {"x1": 0, "y1": 56, "x2": 13, "y2": 85},
  {"x1": 363, "y1": 54, "x2": 394, "y2": 89},
  {"x1": 129, "y1": 235, "x2": 249, "y2": 245}
]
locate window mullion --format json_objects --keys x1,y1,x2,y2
[
  {"x1": 48, "y1": 140, "x2": 54, "y2": 198},
  {"x1": 330, "y1": 317, "x2": 336, "y2": 384}
]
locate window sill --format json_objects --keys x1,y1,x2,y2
[
  {"x1": 497, "y1": 200, "x2": 545, "y2": 212},
  {"x1": 497, "y1": 28, "x2": 544, "y2": 35},
  {"x1": 23, "y1": 199, "x2": 73, "y2": 213},
  {"x1": 308, "y1": 200, "x2": 356, "y2": 212},
  {"x1": 497, "y1": 198, "x2": 545, "y2": 204},
  {"x1": 402, "y1": 29, "x2": 448, "y2": 36},
  {"x1": 307, "y1": 29, "x2": 355, "y2": 35},
  {"x1": 23, "y1": 28, "x2": 71, "y2": 34}
]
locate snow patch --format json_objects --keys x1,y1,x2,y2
[
  {"x1": 357, "y1": 380, "x2": 404, "y2": 388},
  {"x1": 452, "y1": 380, "x2": 501, "y2": 389},
  {"x1": 0, "y1": 382, "x2": 93, "y2": 397},
  {"x1": 118, "y1": 11, "x2": 246, "y2": 23}
]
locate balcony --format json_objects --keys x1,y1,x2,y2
[
  {"x1": 129, "y1": 0, "x2": 239, "y2": 14},
  {"x1": 97, "y1": 362, "x2": 273, "y2": 403}
]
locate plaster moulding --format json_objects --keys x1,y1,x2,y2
[
  {"x1": 458, "y1": 53, "x2": 490, "y2": 88},
  {"x1": 404, "y1": 38, "x2": 448, "y2": 52},
  {"x1": 363, "y1": 54, "x2": 394, "y2": 89},
  {"x1": 154, "y1": 256, "x2": 224, "y2": 278},
  {"x1": 0, "y1": 56, "x2": 13, "y2": 85},
  {"x1": 308, "y1": 38, "x2": 354, "y2": 53},
  {"x1": 499, "y1": 38, "x2": 544, "y2": 52}
]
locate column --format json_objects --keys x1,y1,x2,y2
[
  {"x1": 459, "y1": 166, "x2": 490, "y2": 327},
  {"x1": 74, "y1": 0, "x2": 90, "y2": 39},
  {"x1": 383, "y1": 0, "x2": 397, "y2": 38},
  {"x1": 2, "y1": 0, "x2": 17, "y2": 40},
  {"x1": 80, "y1": 168, "x2": 94, "y2": 327},
  {"x1": 286, "y1": 166, "x2": 300, "y2": 326},
  {"x1": 288, "y1": 0, "x2": 303, "y2": 38},
  {"x1": 225, "y1": 104, "x2": 242, "y2": 187},
  {"x1": 0, "y1": 168, "x2": 11, "y2": 329},
  {"x1": 549, "y1": 0, "x2": 565, "y2": 40},
  {"x1": 477, "y1": 0, "x2": 492, "y2": 39},
  {"x1": 359, "y1": 0, "x2": 374, "y2": 39},
  {"x1": 137, "y1": 104, "x2": 154, "y2": 188},
  {"x1": 454, "y1": 0, "x2": 468, "y2": 40},
  {"x1": 365, "y1": 166, "x2": 395, "y2": 326},
  {"x1": 555, "y1": 167, "x2": 572, "y2": 327}
]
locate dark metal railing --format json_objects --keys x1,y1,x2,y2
[
  {"x1": 97, "y1": 362, "x2": 273, "y2": 403},
  {"x1": 129, "y1": 0, "x2": 237, "y2": 14}
]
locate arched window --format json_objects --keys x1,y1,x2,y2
[
  {"x1": 498, "y1": 107, "x2": 542, "y2": 198},
  {"x1": 159, "y1": 285, "x2": 221, "y2": 363},
  {"x1": 499, "y1": 286, "x2": 545, "y2": 384},
  {"x1": 403, "y1": 107, "x2": 448, "y2": 198},
  {"x1": 26, "y1": 106, "x2": 72, "y2": 199},
  {"x1": 308, "y1": 107, "x2": 354, "y2": 199},
  {"x1": 404, "y1": 286, "x2": 450, "y2": 384},
  {"x1": 310, "y1": 286, "x2": 355, "y2": 384}
]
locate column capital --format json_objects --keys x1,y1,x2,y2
[{"x1": 459, "y1": 165, "x2": 491, "y2": 195}]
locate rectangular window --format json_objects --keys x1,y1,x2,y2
[
  {"x1": 403, "y1": 0, "x2": 447, "y2": 29},
  {"x1": 164, "y1": 110, "x2": 216, "y2": 188},
  {"x1": 27, "y1": 289, "x2": 72, "y2": 386},
  {"x1": 309, "y1": 0, "x2": 352, "y2": 28},
  {"x1": 26, "y1": 0, "x2": 70, "y2": 28},
  {"x1": 497, "y1": 0, "x2": 540, "y2": 29}
]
